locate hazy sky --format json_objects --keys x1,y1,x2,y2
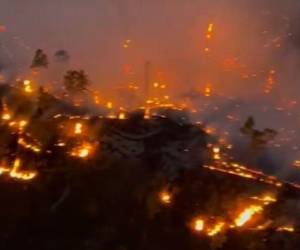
[{"x1": 1, "y1": 0, "x2": 300, "y2": 95}]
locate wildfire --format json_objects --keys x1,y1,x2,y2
[
  {"x1": 118, "y1": 112, "x2": 126, "y2": 120},
  {"x1": 9, "y1": 158, "x2": 37, "y2": 181},
  {"x1": 206, "y1": 23, "x2": 214, "y2": 39},
  {"x1": 264, "y1": 70, "x2": 276, "y2": 94},
  {"x1": 19, "y1": 120, "x2": 28, "y2": 129},
  {"x1": 74, "y1": 122, "x2": 83, "y2": 135},
  {"x1": 2, "y1": 112, "x2": 11, "y2": 121},
  {"x1": 277, "y1": 226, "x2": 295, "y2": 233},
  {"x1": 234, "y1": 205, "x2": 263, "y2": 227},
  {"x1": 106, "y1": 102, "x2": 113, "y2": 109},
  {"x1": 212, "y1": 146, "x2": 221, "y2": 160},
  {"x1": 207, "y1": 222, "x2": 225, "y2": 237},
  {"x1": 23, "y1": 80, "x2": 33, "y2": 93},
  {"x1": 1, "y1": 102, "x2": 11, "y2": 121},
  {"x1": 251, "y1": 195, "x2": 277, "y2": 205},
  {"x1": 159, "y1": 191, "x2": 171, "y2": 204},
  {"x1": 93, "y1": 94, "x2": 100, "y2": 104},
  {"x1": 144, "y1": 108, "x2": 151, "y2": 119},
  {"x1": 193, "y1": 219, "x2": 205, "y2": 232},
  {"x1": 204, "y1": 85, "x2": 212, "y2": 97},
  {"x1": 18, "y1": 137, "x2": 41, "y2": 153},
  {"x1": 70, "y1": 143, "x2": 94, "y2": 159}
]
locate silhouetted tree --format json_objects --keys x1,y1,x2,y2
[
  {"x1": 54, "y1": 50, "x2": 70, "y2": 63},
  {"x1": 30, "y1": 49, "x2": 49, "y2": 69},
  {"x1": 63, "y1": 70, "x2": 89, "y2": 93},
  {"x1": 241, "y1": 116, "x2": 277, "y2": 148}
]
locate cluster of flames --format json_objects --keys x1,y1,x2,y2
[
  {"x1": 157, "y1": 143, "x2": 298, "y2": 237},
  {"x1": 206, "y1": 145, "x2": 300, "y2": 189},
  {"x1": 0, "y1": 158, "x2": 37, "y2": 181},
  {"x1": 0, "y1": 32, "x2": 298, "y2": 238},
  {"x1": 1, "y1": 79, "x2": 300, "y2": 189},
  {"x1": 159, "y1": 189, "x2": 295, "y2": 237}
]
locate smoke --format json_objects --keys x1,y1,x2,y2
[{"x1": 1, "y1": 0, "x2": 300, "y2": 180}]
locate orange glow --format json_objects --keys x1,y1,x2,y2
[
  {"x1": 18, "y1": 137, "x2": 41, "y2": 153},
  {"x1": 212, "y1": 146, "x2": 221, "y2": 160},
  {"x1": 204, "y1": 85, "x2": 212, "y2": 97},
  {"x1": 234, "y1": 205, "x2": 263, "y2": 227},
  {"x1": 118, "y1": 112, "x2": 126, "y2": 120},
  {"x1": 204, "y1": 47, "x2": 210, "y2": 53},
  {"x1": 9, "y1": 158, "x2": 37, "y2": 181},
  {"x1": 193, "y1": 219, "x2": 204, "y2": 232},
  {"x1": 159, "y1": 191, "x2": 171, "y2": 204},
  {"x1": 264, "y1": 70, "x2": 276, "y2": 94},
  {"x1": 251, "y1": 195, "x2": 277, "y2": 205},
  {"x1": 94, "y1": 95, "x2": 100, "y2": 104},
  {"x1": 19, "y1": 120, "x2": 28, "y2": 129},
  {"x1": 106, "y1": 102, "x2": 113, "y2": 109},
  {"x1": 277, "y1": 226, "x2": 295, "y2": 233},
  {"x1": 74, "y1": 122, "x2": 83, "y2": 135},
  {"x1": 122, "y1": 39, "x2": 131, "y2": 49},
  {"x1": 144, "y1": 108, "x2": 151, "y2": 119},
  {"x1": 293, "y1": 160, "x2": 300, "y2": 168},
  {"x1": 2, "y1": 112, "x2": 11, "y2": 121},
  {"x1": 207, "y1": 222, "x2": 225, "y2": 237},
  {"x1": 70, "y1": 143, "x2": 94, "y2": 159},
  {"x1": 153, "y1": 82, "x2": 159, "y2": 88},
  {"x1": 23, "y1": 80, "x2": 33, "y2": 93},
  {"x1": 206, "y1": 23, "x2": 214, "y2": 39}
]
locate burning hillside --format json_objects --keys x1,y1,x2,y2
[
  {"x1": 0, "y1": 81, "x2": 299, "y2": 250},
  {"x1": 2, "y1": 1, "x2": 300, "y2": 249}
]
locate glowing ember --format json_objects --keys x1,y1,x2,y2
[
  {"x1": 123, "y1": 39, "x2": 131, "y2": 49},
  {"x1": 159, "y1": 191, "x2": 171, "y2": 204},
  {"x1": 207, "y1": 222, "x2": 225, "y2": 237},
  {"x1": 204, "y1": 85, "x2": 212, "y2": 97},
  {"x1": 118, "y1": 112, "x2": 126, "y2": 120},
  {"x1": 23, "y1": 80, "x2": 33, "y2": 93},
  {"x1": 19, "y1": 120, "x2": 28, "y2": 128},
  {"x1": 71, "y1": 143, "x2": 94, "y2": 159},
  {"x1": 234, "y1": 205, "x2": 263, "y2": 227},
  {"x1": 74, "y1": 122, "x2": 83, "y2": 135},
  {"x1": 153, "y1": 82, "x2": 159, "y2": 88},
  {"x1": 264, "y1": 70, "x2": 276, "y2": 94},
  {"x1": 206, "y1": 23, "x2": 214, "y2": 39},
  {"x1": 293, "y1": 160, "x2": 300, "y2": 168},
  {"x1": 251, "y1": 195, "x2": 277, "y2": 205},
  {"x1": 277, "y1": 226, "x2": 295, "y2": 233},
  {"x1": 9, "y1": 158, "x2": 37, "y2": 181},
  {"x1": 2, "y1": 112, "x2": 11, "y2": 121},
  {"x1": 106, "y1": 102, "x2": 113, "y2": 109},
  {"x1": 94, "y1": 95, "x2": 100, "y2": 104},
  {"x1": 18, "y1": 137, "x2": 41, "y2": 153},
  {"x1": 193, "y1": 219, "x2": 205, "y2": 232},
  {"x1": 144, "y1": 108, "x2": 151, "y2": 119},
  {"x1": 212, "y1": 146, "x2": 221, "y2": 160}
]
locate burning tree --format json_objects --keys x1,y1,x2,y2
[
  {"x1": 63, "y1": 70, "x2": 89, "y2": 94},
  {"x1": 30, "y1": 49, "x2": 49, "y2": 69}
]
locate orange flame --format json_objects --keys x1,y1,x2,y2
[
  {"x1": 74, "y1": 122, "x2": 83, "y2": 135},
  {"x1": 159, "y1": 191, "x2": 172, "y2": 204},
  {"x1": 234, "y1": 205, "x2": 263, "y2": 227},
  {"x1": 207, "y1": 222, "x2": 225, "y2": 237},
  {"x1": 193, "y1": 219, "x2": 205, "y2": 232},
  {"x1": 206, "y1": 23, "x2": 214, "y2": 39}
]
